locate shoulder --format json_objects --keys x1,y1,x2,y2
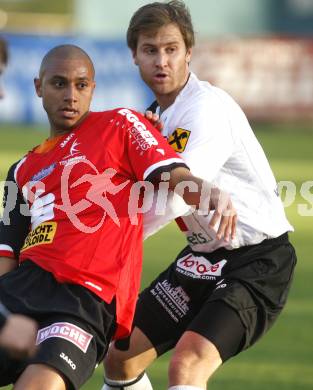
[
  {"x1": 110, "y1": 108, "x2": 154, "y2": 131},
  {"x1": 93, "y1": 108, "x2": 146, "y2": 124},
  {"x1": 181, "y1": 79, "x2": 247, "y2": 130},
  {"x1": 6, "y1": 158, "x2": 27, "y2": 182},
  {"x1": 185, "y1": 73, "x2": 241, "y2": 109},
  {"x1": 177, "y1": 77, "x2": 220, "y2": 118}
]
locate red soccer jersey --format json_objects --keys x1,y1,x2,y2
[{"x1": 13, "y1": 108, "x2": 186, "y2": 337}]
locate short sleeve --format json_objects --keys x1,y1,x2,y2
[
  {"x1": 116, "y1": 108, "x2": 188, "y2": 182},
  {"x1": 169, "y1": 92, "x2": 235, "y2": 181},
  {"x1": 0, "y1": 161, "x2": 30, "y2": 259}
]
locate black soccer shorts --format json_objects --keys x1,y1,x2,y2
[
  {"x1": 116, "y1": 233, "x2": 296, "y2": 362},
  {"x1": 0, "y1": 260, "x2": 116, "y2": 389}
]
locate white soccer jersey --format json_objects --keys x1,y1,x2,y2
[{"x1": 143, "y1": 72, "x2": 293, "y2": 251}]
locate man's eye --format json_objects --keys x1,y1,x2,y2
[
  {"x1": 55, "y1": 81, "x2": 64, "y2": 88},
  {"x1": 145, "y1": 48, "x2": 156, "y2": 54},
  {"x1": 78, "y1": 83, "x2": 88, "y2": 89}
]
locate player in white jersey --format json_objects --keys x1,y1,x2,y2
[{"x1": 102, "y1": 2, "x2": 297, "y2": 390}]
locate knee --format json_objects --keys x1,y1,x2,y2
[
  {"x1": 168, "y1": 338, "x2": 222, "y2": 384},
  {"x1": 105, "y1": 347, "x2": 142, "y2": 380},
  {"x1": 169, "y1": 349, "x2": 199, "y2": 378}
]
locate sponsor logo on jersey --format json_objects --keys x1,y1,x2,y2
[
  {"x1": 118, "y1": 108, "x2": 158, "y2": 155},
  {"x1": 60, "y1": 352, "x2": 76, "y2": 370},
  {"x1": 68, "y1": 139, "x2": 80, "y2": 156},
  {"x1": 176, "y1": 253, "x2": 227, "y2": 279},
  {"x1": 60, "y1": 138, "x2": 86, "y2": 166},
  {"x1": 21, "y1": 222, "x2": 57, "y2": 251},
  {"x1": 168, "y1": 128, "x2": 191, "y2": 153},
  {"x1": 187, "y1": 232, "x2": 213, "y2": 246},
  {"x1": 61, "y1": 138, "x2": 87, "y2": 166},
  {"x1": 31, "y1": 163, "x2": 56, "y2": 182},
  {"x1": 36, "y1": 322, "x2": 93, "y2": 353},
  {"x1": 60, "y1": 132, "x2": 75, "y2": 148},
  {"x1": 59, "y1": 155, "x2": 87, "y2": 167}
]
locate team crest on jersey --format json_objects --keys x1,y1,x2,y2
[
  {"x1": 168, "y1": 128, "x2": 191, "y2": 153},
  {"x1": 21, "y1": 222, "x2": 57, "y2": 251}
]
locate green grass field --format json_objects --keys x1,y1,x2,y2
[{"x1": 0, "y1": 123, "x2": 312, "y2": 389}]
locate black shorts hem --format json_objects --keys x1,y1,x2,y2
[{"x1": 187, "y1": 300, "x2": 246, "y2": 361}]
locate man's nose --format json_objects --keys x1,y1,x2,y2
[
  {"x1": 64, "y1": 85, "x2": 77, "y2": 102},
  {"x1": 155, "y1": 52, "x2": 168, "y2": 68}
]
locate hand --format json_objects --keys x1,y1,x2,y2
[
  {"x1": 168, "y1": 168, "x2": 237, "y2": 242},
  {"x1": 0, "y1": 314, "x2": 38, "y2": 359},
  {"x1": 145, "y1": 110, "x2": 164, "y2": 132},
  {"x1": 208, "y1": 187, "x2": 237, "y2": 242}
]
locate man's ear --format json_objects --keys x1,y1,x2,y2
[
  {"x1": 132, "y1": 50, "x2": 138, "y2": 66},
  {"x1": 34, "y1": 78, "x2": 42, "y2": 97},
  {"x1": 186, "y1": 47, "x2": 192, "y2": 65},
  {"x1": 91, "y1": 80, "x2": 96, "y2": 95}
]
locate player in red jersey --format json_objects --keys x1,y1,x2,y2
[
  {"x1": 0, "y1": 36, "x2": 38, "y2": 359},
  {"x1": 0, "y1": 44, "x2": 236, "y2": 389}
]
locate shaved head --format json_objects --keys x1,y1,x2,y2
[
  {"x1": 39, "y1": 44, "x2": 95, "y2": 79},
  {"x1": 35, "y1": 44, "x2": 96, "y2": 136}
]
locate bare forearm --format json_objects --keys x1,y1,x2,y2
[
  {"x1": 0, "y1": 257, "x2": 18, "y2": 276},
  {"x1": 168, "y1": 167, "x2": 208, "y2": 209},
  {"x1": 168, "y1": 166, "x2": 237, "y2": 241}
]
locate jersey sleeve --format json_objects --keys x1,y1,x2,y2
[
  {"x1": 168, "y1": 93, "x2": 235, "y2": 182},
  {"x1": 0, "y1": 161, "x2": 30, "y2": 259},
  {"x1": 117, "y1": 108, "x2": 188, "y2": 182}
]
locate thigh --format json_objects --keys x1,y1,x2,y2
[
  {"x1": 0, "y1": 261, "x2": 116, "y2": 388},
  {"x1": 193, "y1": 239, "x2": 297, "y2": 357},
  {"x1": 30, "y1": 316, "x2": 102, "y2": 390},
  {"x1": 14, "y1": 364, "x2": 67, "y2": 390},
  {"x1": 0, "y1": 348, "x2": 26, "y2": 386},
  {"x1": 130, "y1": 260, "x2": 208, "y2": 356},
  {"x1": 187, "y1": 299, "x2": 246, "y2": 362}
]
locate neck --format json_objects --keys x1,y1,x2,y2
[
  {"x1": 49, "y1": 128, "x2": 71, "y2": 139},
  {"x1": 49, "y1": 111, "x2": 90, "y2": 138},
  {"x1": 156, "y1": 93, "x2": 177, "y2": 113},
  {"x1": 157, "y1": 72, "x2": 190, "y2": 112}
]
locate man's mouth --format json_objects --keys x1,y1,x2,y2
[
  {"x1": 154, "y1": 73, "x2": 169, "y2": 82},
  {"x1": 59, "y1": 108, "x2": 79, "y2": 118}
]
